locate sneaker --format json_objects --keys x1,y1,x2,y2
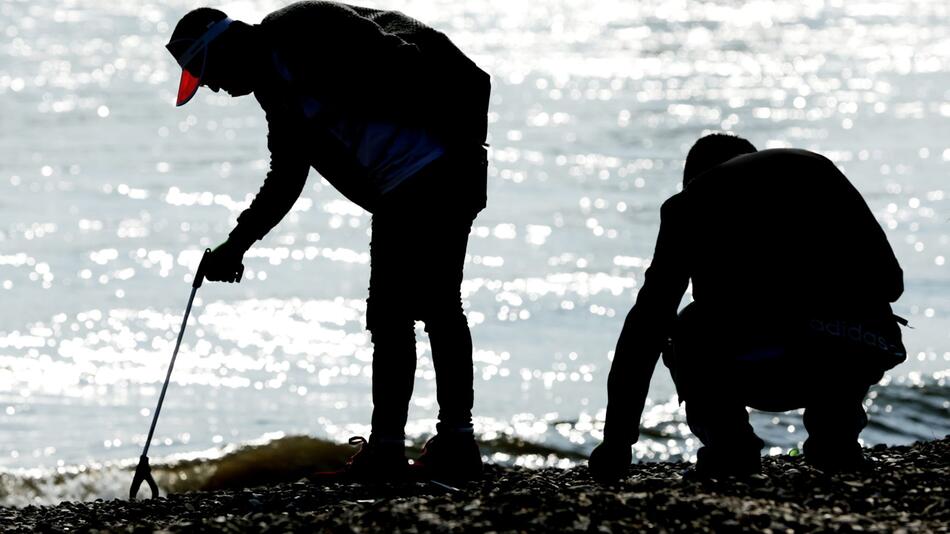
[
  {"x1": 312, "y1": 436, "x2": 408, "y2": 482},
  {"x1": 804, "y1": 438, "x2": 873, "y2": 474},
  {"x1": 411, "y1": 433, "x2": 483, "y2": 483}
]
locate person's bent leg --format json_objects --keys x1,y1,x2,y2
[
  {"x1": 417, "y1": 303, "x2": 482, "y2": 481},
  {"x1": 343, "y1": 210, "x2": 418, "y2": 480},
  {"x1": 363, "y1": 207, "x2": 418, "y2": 461},
  {"x1": 419, "y1": 313, "x2": 480, "y2": 483},
  {"x1": 802, "y1": 384, "x2": 870, "y2": 471},
  {"x1": 421, "y1": 207, "x2": 476, "y2": 435},
  {"x1": 336, "y1": 317, "x2": 415, "y2": 480},
  {"x1": 684, "y1": 397, "x2": 764, "y2": 476},
  {"x1": 669, "y1": 304, "x2": 764, "y2": 477},
  {"x1": 414, "y1": 180, "x2": 481, "y2": 480}
]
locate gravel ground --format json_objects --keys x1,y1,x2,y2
[{"x1": 2, "y1": 437, "x2": 946, "y2": 533}]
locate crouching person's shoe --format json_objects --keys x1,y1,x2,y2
[
  {"x1": 588, "y1": 440, "x2": 633, "y2": 483},
  {"x1": 411, "y1": 432, "x2": 483, "y2": 483},
  {"x1": 804, "y1": 442, "x2": 872, "y2": 474}
]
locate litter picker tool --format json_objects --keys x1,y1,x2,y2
[{"x1": 129, "y1": 248, "x2": 243, "y2": 499}]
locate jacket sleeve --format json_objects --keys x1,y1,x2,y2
[
  {"x1": 603, "y1": 196, "x2": 691, "y2": 446},
  {"x1": 228, "y1": 112, "x2": 310, "y2": 249}
]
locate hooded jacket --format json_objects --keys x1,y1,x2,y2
[
  {"x1": 602, "y1": 149, "x2": 905, "y2": 445},
  {"x1": 229, "y1": 1, "x2": 490, "y2": 246}
]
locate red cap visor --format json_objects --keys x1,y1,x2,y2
[{"x1": 176, "y1": 68, "x2": 202, "y2": 107}]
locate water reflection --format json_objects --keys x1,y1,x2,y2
[{"x1": 0, "y1": 0, "x2": 947, "y2": 479}]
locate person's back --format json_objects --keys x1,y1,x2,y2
[
  {"x1": 590, "y1": 134, "x2": 906, "y2": 480},
  {"x1": 679, "y1": 148, "x2": 902, "y2": 315},
  {"x1": 259, "y1": 1, "x2": 490, "y2": 150}
]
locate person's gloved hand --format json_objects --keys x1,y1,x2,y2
[
  {"x1": 201, "y1": 240, "x2": 246, "y2": 283},
  {"x1": 588, "y1": 440, "x2": 632, "y2": 482}
]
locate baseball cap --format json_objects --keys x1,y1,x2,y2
[{"x1": 166, "y1": 9, "x2": 232, "y2": 106}]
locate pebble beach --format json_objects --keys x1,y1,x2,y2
[{"x1": 2, "y1": 436, "x2": 946, "y2": 533}]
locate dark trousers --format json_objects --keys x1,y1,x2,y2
[
  {"x1": 664, "y1": 303, "x2": 879, "y2": 468},
  {"x1": 366, "y1": 154, "x2": 484, "y2": 442}
]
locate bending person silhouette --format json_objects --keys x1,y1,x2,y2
[
  {"x1": 166, "y1": 3, "x2": 489, "y2": 482},
  {"x1": 590, "y1": 133, "x2": 906, "y2": 480}
]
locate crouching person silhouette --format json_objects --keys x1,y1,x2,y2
[
  {"x1": 166, "y1": 2, "x2": 489, "y2": 482},
  {"x1": 590, "y1": 133, "x2": 906, "y2": 480}
]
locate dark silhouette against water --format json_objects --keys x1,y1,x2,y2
[
  {"x1": 166, "y1": 2, "x2": 490, "y2": 482},
  {"x1": 590, "y1": 133, "x2": 907, "y2": 480}
]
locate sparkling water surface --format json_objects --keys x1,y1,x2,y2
[{"x1": 0, "y1": 0, "x2": 948, "y2": 491}]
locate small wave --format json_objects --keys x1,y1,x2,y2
[
  {"x1": 0, "y1": 432, "x2": 583, "y2": 507},
  {"x1": 0, "y1": 435, "x2": 353, "y2": 507}
]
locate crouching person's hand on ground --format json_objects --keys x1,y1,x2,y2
[
  {"x1": 202, "y1": 240, "x2": 247, "y2": 283},
  {"x1": 589, "y1": 440, "x2": 632, "y2": 482}
]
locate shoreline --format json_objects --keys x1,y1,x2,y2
[{"x1": 2, "y1": 437, "x2": 946, "y2": 532}]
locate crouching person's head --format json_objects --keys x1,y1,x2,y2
[{"x1": 683, "y1": 133, "x2": 758, "y2": 187}]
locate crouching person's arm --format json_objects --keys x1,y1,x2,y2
[{"x1": 590, "y1": 196, "x2": 690, "y2": 482}]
